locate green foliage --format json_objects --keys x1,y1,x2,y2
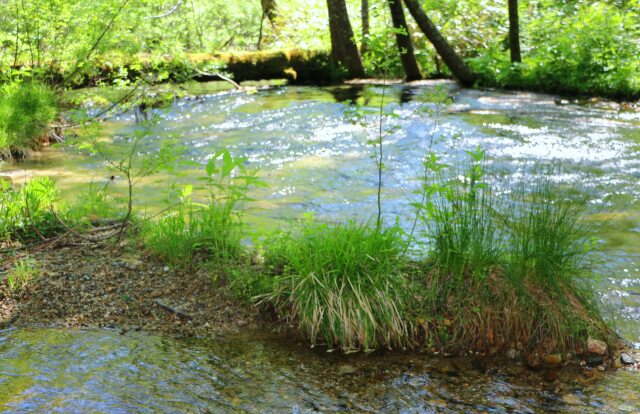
[
  {"x1": 412, "y1": 147, "x2": 607, "y2": 352},
  {"x1": 507, "y1": 179, "x2": 596, "y2": 287},
  {"x1": 0, "y1": 177, "x2": 61, "y2": 241},
  {"x1": 67, "y1": 181, "x2": 120, "y2": 224},
  {"x1": 4, "y1": 257, "x2": 40, "y2": 293},
  {"x1": 259, "y1": 216, "x2": 414, "y2": 351},
  {"x1": 469, "y1": 2, "x2": 640, "y2": 98},
  {"x1": 143, "y1": 149, "x2": 265, "y2": 264},
  {"x1": 0, "y1": 82, "x2": 58, "y2": 158},
  {"x1": 415, "y1": 147, "x2": 504, "y2": 279}
]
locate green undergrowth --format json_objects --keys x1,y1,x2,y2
[
  {"x1": 141, "y1": 149, "x2": 266, "y2": 265},
  {"x1": 0, "y1": 81, "x2": 58, "y2": 158},
  {"x1": 0, "y1": 177, "x2": 63, "y2": 243},
  {"x1": 468, "y1": 3, "x2": 640, "y2": 100},
  {"x1": 0, "y1": 176, "x2": 121, "y2": 246}
]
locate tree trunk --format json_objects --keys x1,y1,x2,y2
[
  {"x1": 361, "y1": 0, "x2": 369, "y2": 55},
  {"x1": 387, "y1": 0, "x2": 422, "y2": 80},
  {"x1": 326, "y1": 0, "x2": 365, "y2": 78},
  {"x1": 261, "y1": 0, "x2": 277, "y2": 25},
  {"x1": 508, "y1": 0, "x2": 521, "y2": 63},
  {"x1": 403, "y1": 0, "x2": 475, "y2": 87}
]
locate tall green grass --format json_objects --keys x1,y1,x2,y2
[
  {"x1": 413, "y1": 150, "x2": 609, "y2": 353},
  {"x1": 0, "y1": 81, "x2": 58, "y2": 158},
  {"x1": 260, "y1": 217, "x2": 415, "y2": 351}
]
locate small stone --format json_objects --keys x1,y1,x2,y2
[
  {"x1": 620, "y1": 352, "x2": 636, "y2": 365},
  {"x1": 562, "y1": 393, "x2": 581, "y2": 406},
  {"x1": 587, "y1": 338, "x2": 607, "y2": 355},
  {"x1": 586, "y1": 355, "x2": 604, "y2": 367},
  {"x1": 526, "y1": 353, "x2": 543, "y2": 371},
  {"x1": 544, "y1": 354, "x2": 563, "y2": 368},
  {"x1": 123, "y1": 259, "x2": 142, "y2": 271},
  {"x1": 163, "y1": 266, "x2": 170, "y2": 272}
]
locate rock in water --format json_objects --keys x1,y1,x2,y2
[
  {"x1": 586, "y1": 355, "x2": 604, "y2": 367},
  {"x1": 526, "y1": 353, "x2": 543, "y2": 371},
  {"x1": 620, "y1": 352, "x2": 636, "y2": 365},
  {"x1": 543, "y1": 354, "x2": 563, "y2": 369},
  {"x1": 587, "y1": 338, "x2": 607, "y2": 355}
]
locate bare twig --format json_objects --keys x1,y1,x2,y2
[{"x1": 145, "y1": 0, "x2": 184, "y2": 20}]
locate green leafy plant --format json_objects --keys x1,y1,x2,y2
[
  {"x1": 143, "y1": 148, "x2": 266, "y2": 264},
  {"x1": 0, "y1": 177, "x2": 62, "y2": 241},
  {"x1": 0, "y1": 81, "x2": 58, "y2": 158}
]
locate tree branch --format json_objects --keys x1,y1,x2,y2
[{"x1": 145, "y1": 0, "x2": 184, "y2": 20}]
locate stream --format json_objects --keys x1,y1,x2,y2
[{"x1": 2, "y1": 82, "x2": 640, "y2": 412}]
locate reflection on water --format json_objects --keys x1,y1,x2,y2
[
  {"x1": 0, "y1": 327, "x2": 638, "y2": 413},
  {"x1": 1, "y1": 83, "x2": 640, "y2": 411}
]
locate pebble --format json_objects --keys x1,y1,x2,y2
[
  {"x1": 338, "y1": 364, "x2": 357, "y2": 375},
  {"x1": 543, "y1": 354, "x2": 562, "y2": 368}
]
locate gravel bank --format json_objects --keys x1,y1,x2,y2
[{"x1": 0, "y1": 240, "x2": 259, "y2": 337}]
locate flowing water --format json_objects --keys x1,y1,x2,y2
[{"x1": 2, "y1": 82, "x2": 640, "y2": 412}]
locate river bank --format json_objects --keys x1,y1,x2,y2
[
  {"x1": 2, "y1": 236, "x2": 639, "y2": 375},
  {"x1": 0, "y1": 237, "x2": 260, "y2": 338},
  {"x1": 2, "y1": 82, "x2": 640, "y2": 374}
]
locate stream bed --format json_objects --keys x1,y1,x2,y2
[{"x1": 2, "y1": 82, "x2": 640, "y2": 412}]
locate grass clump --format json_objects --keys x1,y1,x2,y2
[
  {"x1": 0, "y1": 177, "x2": 62, "y2": 243},
  {"x1": 0, "y1": 81, "x2": 58, "y2": 158},
  {"x1": 259, "y1": 216, "x2": 415, "y2": 352},
  {"x1": 3, "y1": 257, "x2": 40, "y2": 293},
  {"x1": 414, "y1": 149, "x2": 610, "y2": 354}
]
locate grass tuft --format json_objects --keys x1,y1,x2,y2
[{"x1": 260, "y1": 217, "x2": 415, "y2": 351}]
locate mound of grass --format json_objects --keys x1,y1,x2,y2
[
  {"x1": 0, "y1": 81, "x2": 58, "y2": 158},
  {"x1": 260, "y1": 217, "x2": 415, "y2": 352},
  {"x1": 414, "y1": 150, "x2": 611, "y2": 355}
]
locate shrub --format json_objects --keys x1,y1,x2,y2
[
  {"x1": 260, "y1": 216, "x2": 415, "y2": 351},
  {"x1": 0, "y1": 81, "x2": 58, "y2": 158}
]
